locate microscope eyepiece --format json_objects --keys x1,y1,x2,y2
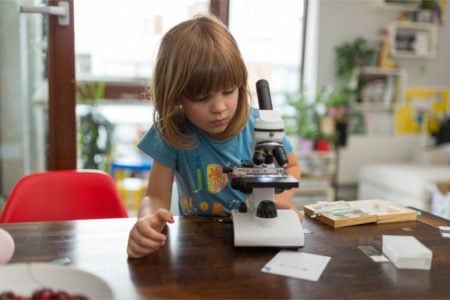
[{"x1": 256, "y1": 79, "x2": 273, "y2": 110}]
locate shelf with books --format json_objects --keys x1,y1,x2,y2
[{"x1": 353, "y1": 66, "x2": 406, "y2": 110}]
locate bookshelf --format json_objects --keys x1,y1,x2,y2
[{"x1": 353, "y1": 66, "x2": 406, "y2": 110}]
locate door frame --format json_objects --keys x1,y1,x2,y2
[{"x1": 48, "y1": 0, "x2": 76, "y2": 169}]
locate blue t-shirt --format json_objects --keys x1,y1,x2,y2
[{"x1": 138, "y1": 108, "x2": 293, "y2": 216}]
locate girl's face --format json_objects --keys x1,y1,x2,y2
[{"x1": 180, "y1": 86, "x2": 239, "y2": 140}]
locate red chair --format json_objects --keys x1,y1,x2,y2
[{"x1": 0, "y1": 170, "x2": 128, "y2": 223}]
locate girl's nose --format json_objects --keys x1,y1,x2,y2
[{"x1": 210, "y1": 94, "x2": 227, "y2": 114}]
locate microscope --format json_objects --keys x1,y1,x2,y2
[{"x1": 223, "y1": 79, "x2": 304, "y2": 247}]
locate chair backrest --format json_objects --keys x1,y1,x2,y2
[{"x1": 0, "y1": 170, "x2": 128, "y2": 223}]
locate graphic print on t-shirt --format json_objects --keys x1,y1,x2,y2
[
  {"x1": 180, "y1": 192, "x2": 193, "y2": 215},
  {"x1": 206, "y1": 164, "x2": 228, "y2": 194}
]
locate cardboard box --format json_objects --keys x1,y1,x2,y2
[{"x1": 382, "y1": 235, "x2": 432, "y2": 270}]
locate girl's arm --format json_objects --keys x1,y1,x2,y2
[
  {"x1": 138, "y1": 161, "x2": 174, "y2": 217},
  {"x1": 127, "y1": 161, "x2": 175, "y2": 258}
]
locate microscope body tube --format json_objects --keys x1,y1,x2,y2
[
  {"x1": 253, "y1": 80, "x2": 288, "y2": 168},
  {"x1": 256, "y1": 79, "x2": 273, "y2": 110}
]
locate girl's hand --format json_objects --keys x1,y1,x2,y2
[
  {"x1": 275, "y1": 201, "x2": 305, "y2": 222},
  {"x1": 127, "y1": 208, "x2": 174, "y2": 258}
]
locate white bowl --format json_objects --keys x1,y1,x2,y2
[{"x1": 0, "y1": 263, "x2": 113, "y2": 299}]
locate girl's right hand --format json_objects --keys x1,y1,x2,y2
[{"x1": 127, "y1": 208, "x2": 174, "y2": 259}]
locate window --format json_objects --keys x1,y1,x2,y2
[
  {"x1": 74, "y1": 0, "x2": 209, "y2": 169},
  {"x1": 73, "y1": 0, "x2": 307, "y2": 171},
  {"x1": 75, "y1": 0, "x2": 209, "y2": 80},
  {"x1": 228, "y1": 0, "x2": 305, "y2": 112}
]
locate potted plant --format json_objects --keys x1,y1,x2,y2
[
  {"x1": 284, "y1": 92, "x2": 322, "y2": 153},
  {"x1": 77, "y1": 81, "x2": 114, "y2": 170},
  {"x1": 330, "y1": 38, "x2": 376, "y2": 146},
  {"x1": 321, "y1": 87, "x2": 357, "y2": 147},
  {"x1": 335, "y1": 37, "x2": 378, "y2": 84}
]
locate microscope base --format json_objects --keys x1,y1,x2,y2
[{"x1": 232, "y1": 210, "x2": 304, "y2": 247}]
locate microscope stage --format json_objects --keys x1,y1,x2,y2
[{"x1": 240, "y1": 174, "x2": 299, "y2": 189}]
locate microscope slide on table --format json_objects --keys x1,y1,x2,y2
[{"x1": 223, "y1": 79, "x2": 304, "y2": 247}]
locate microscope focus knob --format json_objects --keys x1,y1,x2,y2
[
  {"x1": 231, "y1": 178, "x2": 252, "y2": 194},
  {"x1": 238, "y1": 203, "x2": 247, "y2": 213},
  {"x1": 256, "y1": 200, "x2": 277, "y2": 218}
]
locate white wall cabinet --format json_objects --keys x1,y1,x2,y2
[
  {"x1": 375, "y1": 0, "x2": 420, "y2": 11},
  {"x1": 389, "y1": 21, "x2": 438, "y2": 58}
]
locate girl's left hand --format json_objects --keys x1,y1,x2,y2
[{"x1": 274, "y1": 201, "x2": 305, "y2": 222}]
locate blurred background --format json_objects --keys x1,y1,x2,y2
[{"x1": 1, "y1": 0, "x2": 449, "y2": 217}]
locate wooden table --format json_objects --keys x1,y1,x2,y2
[{"x1": 2, "y1": 212, "x2": 450, "y2": 299}]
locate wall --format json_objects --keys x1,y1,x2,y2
[
  {"x1": 305, "y1": 0, "x2": 450, "y2": 185},
  {"x1": 337, "y1": 135, "x2": 425, "y2": 184},
  {"x1": 315, "y1": 0, "x2": 450, "y2": 90}
]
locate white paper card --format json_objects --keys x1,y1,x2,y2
[
  {"x1": 262, "y1": 251, "x2": 330, "y2": 281},
  {"x1": 439, "y1": 226, "x2": 450, "y2": 238}
]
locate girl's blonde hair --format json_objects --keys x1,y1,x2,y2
[{"x1": 150, "y1": 15, "x2": 250, "y2": 149}]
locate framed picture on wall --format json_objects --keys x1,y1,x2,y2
[{"x1": 395, "y1": 88, "x2": 449, "y2": 134}]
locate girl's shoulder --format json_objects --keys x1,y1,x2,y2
[
  {"x1": 249, "y1": 107, "x2": 259, "y2": 123},
  {"x1": 138, "y1": 124, "x2": 175, "y2": 153}
]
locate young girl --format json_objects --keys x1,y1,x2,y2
[{"x1": 127, "y1": 15, "x2": 301, "y2": 259}]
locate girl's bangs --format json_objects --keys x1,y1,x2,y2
[{"x1": 182, "y1": 48, "x2": 245, "y2": 101}]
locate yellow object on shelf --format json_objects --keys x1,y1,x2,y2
[
  {"x1": 109, "y1": 155, "x2": 152, "y2": 214},
  {"x1": 378, "y1": 31, "x2": 396, "y2": 69},
  {"x1": 117, "y1": 177, "x2": 147, "y2": 213}
]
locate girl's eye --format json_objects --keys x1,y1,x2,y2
[
  {"x1": 222, "y1": 88, "x2": 235, "y2": 96},
  {"x1": 195, "y1": 94, "x2": 209, "y2": 102}
]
